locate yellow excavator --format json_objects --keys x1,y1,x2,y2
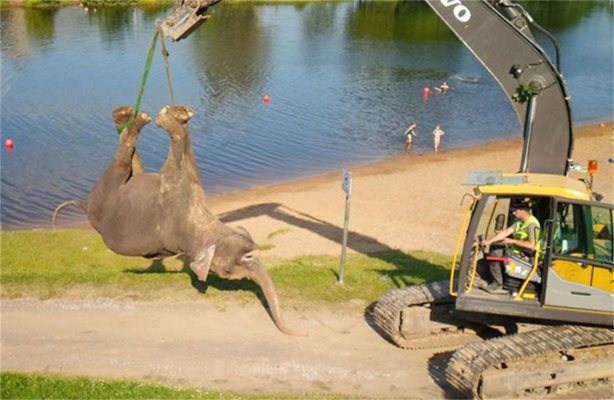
[{"x1": 369, "y1": 1, "x2": 613, "y2": 398}]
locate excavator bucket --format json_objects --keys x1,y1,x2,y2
[{"x1": 159, "y1": 0, "x2": 221, "y2": 42}]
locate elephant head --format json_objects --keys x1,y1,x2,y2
[{"x1": 191, "y1": 226, "x2": 304, "y2": 336}]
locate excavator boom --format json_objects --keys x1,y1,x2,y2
[{"x1": 425, "y1": 0, "x2": 574, "y2": 175}]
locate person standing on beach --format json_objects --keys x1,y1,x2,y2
[
  {"x1": 404, "y1": 122, "x2": 417, "y2": 153},
  {"x1": 433, "y1": 125, "x2": 445, "y2": 152}
]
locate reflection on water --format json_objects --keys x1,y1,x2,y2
[{"x1": 1, "y1": 1, "x2": 612, "y2": 229}]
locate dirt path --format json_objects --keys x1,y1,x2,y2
[
  {"x1": 1, "y1": 298, "x2": 455, "y2": 398},
  {"x1": 4, "y1": 298, "x2": 614, "y2": 399}
]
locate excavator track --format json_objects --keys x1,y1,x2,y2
[
  {"x1": 369, "y1": 280, "x2": 482, "y2": 349},
  {"x1": 446, "y1": 324, "x2": 614, "y2": 399}
]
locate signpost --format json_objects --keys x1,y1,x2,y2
[{"x1": 338, "y1": 169, "x2": 352, "y2": 284}]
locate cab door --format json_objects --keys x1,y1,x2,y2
[{"x1": 543, "y1": 199, "x2": 614, "y2": 313}]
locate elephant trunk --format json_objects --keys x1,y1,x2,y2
[{"x1": 250, "y1": 261, "x2": 305, "y2": 336}]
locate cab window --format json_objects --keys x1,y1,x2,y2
[
  {"x1": 591, "y1": 205, "x2": 613, "y2": 262},
  {"x1": 553, "y1": 202, "x2": 613, "y2": 263}
]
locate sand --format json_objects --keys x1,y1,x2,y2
[{"x1": 205, "y1": 122, "x2": 613, "y2": 261}]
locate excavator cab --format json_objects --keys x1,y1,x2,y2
[{"x1": 452, "y1": 172, "x2": 614, "y2": 325}]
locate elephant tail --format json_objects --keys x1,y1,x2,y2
[{"x1": 52, "y1": 200, "x2": 87, "y2": 231}]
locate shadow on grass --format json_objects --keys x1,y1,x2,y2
[
  {"x1": 123, "y1": 256, "x2": 277, "y2": 323},
  {"x1": 370, "y1": 250, "x2": 449, "y2": 287}
]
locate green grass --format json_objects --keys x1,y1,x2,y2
[
  {"x1": 0, "y1": 229, "x2": 194, "y2": 299},
  {"x1": 0, "y1": 372, "x2": 212, "y2": 399},
  {"x1": 1, "y1": 372, "x2": 346, "y2": 399},
  {"x1": 21, "y1": 0, "x2": 74, "y2": 6},
  {"x1": 0, "y1": 229, "x2": 451, "y2": 307}
]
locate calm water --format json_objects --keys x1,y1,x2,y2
[{"x1": 1, "y1": 1, "x2": 613, "y2": 229}]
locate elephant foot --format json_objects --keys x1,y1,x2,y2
[
  {"x1": 113, "y1": 106, "x2": 151, "y2": 143},
  {"x1": 155, "y1": 105, "x2": 194, "y2": 141},
  {"x1": 122, "y1": 115, "x2": 151, "y2": 147},
  {"x1": 113, "y1": 106, "x2": 133, "y2": 133}
]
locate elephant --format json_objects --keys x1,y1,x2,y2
[{"x1": 53, "y1": 105, "x2": 302, "y2": 336}]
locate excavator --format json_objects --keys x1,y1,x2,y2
[
  {"x1": 369, "y1": 1, "x2": 613, "y2": 398},
  {"x1": 157, "y1": 1, "x2": 612, "y2": 397}
]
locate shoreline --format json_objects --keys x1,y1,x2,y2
[
  {"x1": 194, "y1": 118, "x2": 614, "y2": 200},
  {"x1": 4, "y1": 120, "x2": 611, "y2": 232},
  {"x1": 9, "y1": 121, "x2": 613, "y2": 261},
  {"x1": 209, "y1": 119, "x2": 613, "y2": 200}
]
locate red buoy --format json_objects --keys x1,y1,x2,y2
[
  {"x1": 5, "y1": 138, "x2": 14, "y2": 152},
  {"x1": 423, "y1": 87, "x2": 431, "y2": 103},
  {"x1": 263, "y1": 95, "x2": 271, "y2": 104}
]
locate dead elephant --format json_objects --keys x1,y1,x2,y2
[{"x1": 54, "y1": 105, "x2": 302, "y2": 336}]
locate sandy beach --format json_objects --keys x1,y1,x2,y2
[{"x1": 197, "y1": 122, "x2": 614, "y2": 261}]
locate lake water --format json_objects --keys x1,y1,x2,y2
[{"x1": 1, "y1": 1, "x2": 612, "y2": 229}]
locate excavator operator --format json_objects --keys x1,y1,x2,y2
[{"x1": 481, "y1": 200, "x2": 541, "y2": 293}]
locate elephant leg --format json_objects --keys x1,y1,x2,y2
[
  {"x1": 155, "y1": 106, "x2": 202, "y2": 186},
  {"x1": 131, "y1": 152, "x2": 145, "y2": 176},
  {"x1": 113, "y1": 107, "x2": 150, "y2": 177},
  {"x1": 87, "y1": 107, "x2": 151, "y2": 227},
  {"x1": 113, "y1": 106, "x2": 146, "y2": 176},
  {"x1": 183, "y1": 132, "x2": 202, "y2": 186}
]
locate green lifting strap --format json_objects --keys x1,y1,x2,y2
[{"x1": 117, "y1": 29, "x2": 161, "y2": 134}]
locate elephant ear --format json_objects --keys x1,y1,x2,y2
[{"x1": 190, "y1": 245, "x2": 216, "y2": 282}]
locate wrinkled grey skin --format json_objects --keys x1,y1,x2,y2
[{"x1": 84, "y1": 105, "x2": 302, "y2": 336}]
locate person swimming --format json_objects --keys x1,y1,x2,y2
[{"x1": 435, "y1": 81, "x2": 451, "y2": 93}]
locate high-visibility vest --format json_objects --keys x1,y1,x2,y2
[{"x1": 512, "y1": 215, "x2": 541, "y2": 254}]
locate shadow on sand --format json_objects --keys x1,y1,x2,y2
[{"x1": 217, "y1": 202, "x2": 448, "y2": 285}]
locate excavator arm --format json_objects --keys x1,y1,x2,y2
[{"x1": 425, "y1": 0, "x2": 574, "y2": 175}]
